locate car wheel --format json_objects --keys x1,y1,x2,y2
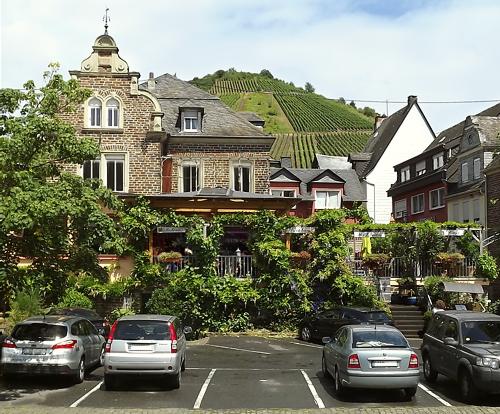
[
  {"x1": 104, "y1": 374, "x2": 116, "y2": 391},
  {"x1": 459, "y1": 370, "x2": 478, "y2": 403},
  {"x1": 171, "y1": 370, "x2": 181, "y2": 389},
  {"x1": 301, "y1": 326, "x2": 312, "y2": 342},
  {"x1": 404, "y1": 387, "x2": 417, "y2": 400},
  {"x1": 181, "y1": 355, "x2": 186, "y2": 372},
  {"x1": 74, "y1": 358, "x2": 85, "y2": 384},
  {"x1": 99, "y1": 346, "x2": 105, "y2": 367},
  {"x1": 334, "y1": 367, "x2": 344, "y2": 397},
  {"x1": 321, "y1": 355, "x2": 330, "y2": 378},
  {"x1": 423, "y1": 354, "x2": 438, "y2": 383}
]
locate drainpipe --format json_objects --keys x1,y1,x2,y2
[{"x1": 365, "y1": 180, "x2": 376, "y2": 222}]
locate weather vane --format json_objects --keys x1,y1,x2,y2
[{"x1": 103, "y1": 8, "x2": 110, "y2": 34}]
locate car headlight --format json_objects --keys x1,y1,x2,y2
[{"x1": 475, "y1": 357, "x2": 500, "y2": 369}]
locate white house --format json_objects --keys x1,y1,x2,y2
[{"x1": 349, "y1": 96, "x2": 435, "y2": 223}]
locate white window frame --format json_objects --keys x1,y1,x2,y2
[
  {"x1": 82, "y1": 159, "x2": 100, "y2": 180},
  {"x1": 179, "y1": 160, "x2": 202, "y2": 192},
  {"x1": 87, "y1": 97, "x2": 102, "y2": 128},
  {"x1": 231, "y1": 161, "x2": 253, "y2": 192},
  {"x1": 314, "y1": 190, "x2": 340, "y2": 210},
  {"x1": 416, "y1": 160, "x2": 426, "y2": 176},
  {"x1": 433, "y1": 153, "x2": 444, "y2": 170},
  {"x1": 473, "y1": 158, "x2": 481, "y2": 179},
  {"x1": 394, "y1": 199, "x2": 407, "y2": 219},
  {"x1": 462, "y1": 162, "x2": 469, "y2": 183},
  {"x1": 81, "y1": 152, "x2": 128, "y2": 192},
  {"x1": 106, "y1": 97, "x2": 120, "y2": 128},
  {"x1": 429, "y1": 187, "x2": 445, "y2": 210},
  {"x1": 411, "y1": 193, "x2": 425, "y2": 214},
  {"x1": 401, "y1": 166, "x2": 410, "y2": 182},
  {"x1": 182, "y1": 110, "x2": 200, "y2": 132}
]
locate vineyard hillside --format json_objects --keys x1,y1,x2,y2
[{"x1": 190, "y1": 69, "x2": 375, "y2": 167}]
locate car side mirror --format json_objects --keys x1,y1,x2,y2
[
  {"x1": 443, "y1": 337, "x2": 459, "y2": 346},
  {"x1": 183, "y1": 326, "x2": 193, "y2": 335},
  {"x1": 322, "y1": 336, "x2": 332, "y2": 344}
]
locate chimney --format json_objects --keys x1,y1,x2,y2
[
  {"x1": 407, "y1": 95, "x2": 418, "y2": 105},
  {"x1": 281, "y1": 157, "x2": 292, "y2": 168},
  {"x1": 374, "y1": 115, "x2": 387, "y2": 131},
  {"x1": 148, "y1": 72, "x2": 155, "y2": 90}
]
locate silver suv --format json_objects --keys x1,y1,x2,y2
[
  {"x1": 1, "y1": 315, "x2": 105, "y2": 383},
  {"x1": 103, "y1": 315, "x2": 192, "y2": 390},
  {"x1": 422, "y1": 310, "x2": 500, "y2": 403}
]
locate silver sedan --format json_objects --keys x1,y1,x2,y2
[
  {"x1": 322, "y1": 324, "x2": 420, "y2": 400},
  {"x1": 1, "y1": 315, "x2": 105, "y2": 383}
]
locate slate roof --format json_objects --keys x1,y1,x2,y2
[
  {"x1": 270, "y1": 167, "x2": 366, "y2": 202},
  {"x1": 427, "y1": 102, "x2": 500, "y2": 151},
  {"x1": 140, "y1": 74, "x2": 269, "y2": 138},
  {"x1": 471, "y1": 116, "x2": 500, "y2": 146},
  {"x1": 349, "y1": 97, "x2": 434, "y2": 178},
  {"x1": 236, "y1": 112, "x2": 264, "y2": 123},
  {"x1": 155, "y1": 187, "x2": 291, "y2": 200},
  {"x1": 484, "y1": 155, "x2": 500, "y2": 174}
]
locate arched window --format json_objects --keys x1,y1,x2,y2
[
  {"x1": 88, "y1": 98, "x2": 102, "y2": 127},
  {"x1": 106, "y1": 98, "x2": 120, "y2": 127}
]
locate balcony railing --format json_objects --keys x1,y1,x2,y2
[
  {"x1": 348, "y1": 257, "x2": 477, "y2": 279},
  {"x1": 153, "y1": 255, "x2": 255, "y2": 278}
]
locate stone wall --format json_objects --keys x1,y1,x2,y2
[{"x1": 60, "y1": 74, "x2": 161, "y2": 195}]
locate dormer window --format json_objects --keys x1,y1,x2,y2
[
  {"x1": 182, "y1": 110, "x2": 200, "y2": 132},
  {"x1": 401, "y1": 166, "x2": 410, "y2": 182},
  {"x1": 416, "y1": 160, "x2": 426, "y2": 176},
  {"x1": 89, "y1": 98, "x2": 102, "y2": 127},
  {"x1": 106, "y1": 98, "x2": 120, "y2": 127},
  {"x1": 433, "y1": 153, "x2": 444, "y2": 170}
]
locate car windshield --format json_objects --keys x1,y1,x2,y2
[
  {"x1": 12, "y1": 323, "x2": 67, "y2": 341},
  {"x1": 352, "y1": 330, "x2": 408, "y2": 348},
  {"x1": 114, "y1": 320, "x2": 172, "y2": 341},
  {"x1": 461, "y1": 320, "x2": 500, "y2": 344},
  {"x1": 364, "y1": 311, "x2": 391, "y2": 323}
]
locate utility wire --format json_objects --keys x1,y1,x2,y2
[{"x1": 345, "y1": 99, "x2": 500, "y2": 104}]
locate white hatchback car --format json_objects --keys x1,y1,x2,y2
[{"x1": 103, "y1": 314, "x2": 191, "y2": 390}]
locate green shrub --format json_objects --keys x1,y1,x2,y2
[
  {"x1": 58, "y1": 288, "x2": 93, "y2": 309},
  {"x1": 487, "y1": 299, "x2": 500, "y2": 315},
  {"x1": 475, "y1": 253, "x2": 498, "y2": 280},
  {"x1": 423, "y1": 275, "x2": 451, "y2": 304},
  {"x1": 7, "y1": 288, "x2": 43, "y2": 332},
  {"x1": 109, "y1": 307, "x2": 135, "y2": 323},
  {"x1": 362, "y1": 253, "x2": 390, "y2": 270}
]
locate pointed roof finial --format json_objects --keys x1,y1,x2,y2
[{"x1": 103, "y1": 8, "x2": 110, "y2": 34}]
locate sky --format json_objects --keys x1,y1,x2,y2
[{"x1": 1, "y1": 0, "x2": 500, "y2": 133}]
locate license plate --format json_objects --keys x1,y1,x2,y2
[
  {"x1": 129, "y1": 344, "x2": 154, "y2": 352},
  {"x1": 371, "y1": 361, "x2": 398, "y2": 368},
  {"x1": 22, "y1": 348, "x2": 47, "y2": 355}
]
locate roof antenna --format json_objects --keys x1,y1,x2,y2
[{"x1": 103, "y1": 8, "x2": 110, "y2": 35}]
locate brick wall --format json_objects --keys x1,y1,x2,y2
[
  {"x1": 60, "y1": 75, "x2": 161, "y2": 195},
  {"x1": 168, "y1": 143, "x2": 271, "y2": 194}
]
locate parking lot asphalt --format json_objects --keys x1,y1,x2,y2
[{"x1": 1, "y1": 335, "x2": 500, "y2": 411}]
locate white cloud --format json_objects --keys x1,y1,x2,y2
[{"x1": 1, "y1": 0, "x2": 500, "y2": 133}]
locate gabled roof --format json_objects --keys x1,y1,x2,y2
[
  {"x1": 270, "y1": 167, "x2": 366, "y2": 202},
  {"x1": 350, "y1": 97, "x2": 434, "y2": 178},
  {"x1": 427, "y1": 102, "x2": 500, "y2": 151},
  {"x1": 469, "y1": 116, "x2": 500, "y2": 146},
  {"x1": 140, "y1": 74, "x2": 269, "y2": 138},
  {"x1": 269, "y1": 168, "x2": 301, "y2": 182}
]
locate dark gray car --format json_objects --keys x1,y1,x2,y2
[{"x1": 421, "y1": 310, "x2": 500, "y2": 403}]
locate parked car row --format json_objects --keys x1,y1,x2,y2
[{"x1": 1, "y1": 310, "x2": 191, "y2": 390}]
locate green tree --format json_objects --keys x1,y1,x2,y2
[
  {"x1": 260, "y1": 69, "x2": 274, "y2": 79},
  {"x1": 0, "y1": 64, "x2": 123, "y2": 306},
  {"x1": 304, "y1": 82, "x2": 315, "y2": 93}
]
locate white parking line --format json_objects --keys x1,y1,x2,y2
[
  {"x1": 300, "y1": 370, "x2": 325, "y2": 409},
  {"x1": 206, "y1": 344, "x2": 271, "y2": 355},
  {"x1": 418, "y1": 383, "x2": 452, "y2": 406},
  {"x1": 193, "y1": 368, "x2": 216, "y2": 409},
  {"x1": 289, "y1": 341, "x2": 323, "y2": 349},
  {"x1": 187, "y1": 367, "x2": 298, "y2": 371},
  {"x1": 69, "y1": 381, "x2": 103, "y2": 408}
]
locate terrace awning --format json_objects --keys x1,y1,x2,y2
[{"x1": 442, "y1": 282, "x2": 484, "y2": 294}]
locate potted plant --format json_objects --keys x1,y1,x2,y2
[
  {"x1": 435, "y1": 252, "x2": 465, "y2": 277},
  {"x1": 157, "y1": 251, "x2": 183, "y2": 264},
  {"x1": 362, "y1": 253, "x2": 390, "y2": 276}
]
